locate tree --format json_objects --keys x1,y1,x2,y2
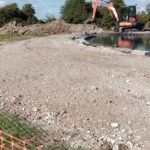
[
  {"x1": 146, "y1": 3, "x2": 150, "y2": 13},
  {"x1": 45, "y1": 13, "x2": 56, "y2": 23},
  {"x1": 96, "y1": 9, "x2": 115, "y2": 29},
  {"x1": 139, "y1": 4, "x2": 150, "y2": 28},
  {"x1": 0, "y1": 3, "x2": 38, "y2": 27},
  {"x1": 26, "y1": 16, "x2": 38, "y2": 25},
  {"x1": 61, "y1": 0, "x2": 88, "y2": 24},
  {"x1": 0, "y1": 3, "x2": 20, "y2": 20},
  {"x1": 112, "y1": 0, "x2": 125, "y2": 11},
  {"x1": 22, "y1": 3, "x2": 35, "y2": 17}
]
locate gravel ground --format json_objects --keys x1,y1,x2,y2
[{"x1": 0, "y1": 34, "x2": 150, "y2": 150}]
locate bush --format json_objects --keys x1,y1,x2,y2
[
  {"x1": 45, "y1": 14, "x2": 56, "y2": 23},
  {"x1": 96, "y1": 10, "x2": 116, "y2": 30},
  {"x1": 61, "y1": 0, "x2": 88, "y2": 24},
  {"x1": 26, "y1": 16, "x2": 38, "y2": 25}
]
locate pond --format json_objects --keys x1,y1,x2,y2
[{"x1": 86, "y1": 32, "x2": 150, "y2": 51}]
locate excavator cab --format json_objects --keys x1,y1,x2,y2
[
  {"x1": 119, "y1": 6, "x2": 145, "y2": 32},
  {"x1": 121, "y1": 6, "x2": 137, "y2": 22}
]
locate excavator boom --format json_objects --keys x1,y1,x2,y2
[{"x1": 92, "y1": 0, "x2": 119, "y2": 21}]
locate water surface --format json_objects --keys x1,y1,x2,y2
[{"x1": 88, "y1": 33, "x2": 150, "y2": 51}]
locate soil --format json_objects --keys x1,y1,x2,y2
[
  {"x1": 0, "y1": 20, "x2": 102, "y2": 36},
  {"x1": 0, "y1": 34, "x2": 150, "y2": 150}
]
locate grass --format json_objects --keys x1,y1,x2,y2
[
  {"x1": 46, "y1": 144, "x2": 84, "y2": 150},
  {"x1": 0, "y1": 113, "x2": 45, "y2": 149},
  {"x1": 0, "y1": 113, "x2": 84, "y2": 150},
  {"x1": 0, "y1": 34, "x2": 31, "y2": 41},
  {"x1": 144, "y1": 28, "x2": 150, "y2": 31}
]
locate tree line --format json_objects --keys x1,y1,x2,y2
[
  {"x1": 61, "y1": 0, "x2": 150, "y2": 29},
  {"x1": 139, "y1": 4, "x2": 150, "y2": 29},
  {"x1": 0, "y1": 3, "x2": 39, "y2": 27},
  {"x1": 0, "y1": 1, "x2": 149, "y2": 29}
]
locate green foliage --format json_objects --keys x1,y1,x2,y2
[
  {"x1": 0, "y1": 3, "x2": 38, "y2": 27},
  {"x1": 46, "y1": 143, "x2": 84, "y2": 150},
  {"x1": 139, "y1": 3, "x2": 150, "y2": 28},
  {"x1": 146, "y1": 3, "x2": 150, "y2": 13},
  {"x1": 95, "y1": 0, "x2": 125, "y2": 30},
  {"x1": 112, "y1": 0, "x2": 125, "y2": 11},
  {"x1": 0, "y1": 3, "x2": 22, "y2": 26},
  {"x1": 61, "y1": 0, "x2": 88, "y2": 24},
  {"x1": 0, "y1": 3, "x2": 20, "y2": 18},
  {"x1": 22, "y1": 3, "x2": 35, "y2": 17},
  {"x1": 0, "y1": 113, "x2": 42, "y2": 139},
  {"x1": 45, "y1": 14, "x2": 56, "y2": 23},
  {"x1": 26, "y1": 16, "x2": 38, "y2": 25},
  {"x1": 0, "y1": 34, "x2": 31, "y2": 41},
  {"x1": 96, "y1": 9, "x2": 115, "y2": 30}
]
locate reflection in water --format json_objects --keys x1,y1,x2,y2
[{"x1": 90, "y1": 33, "x2": 150, "y2": 51}]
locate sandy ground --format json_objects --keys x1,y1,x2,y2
[{"x1": 0, "y1": 34, "x2": 150, "y2": 150}]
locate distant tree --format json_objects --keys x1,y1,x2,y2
[
  {"x1": 0, "y1": 3, "x2": 39, "y2": 27},
  {"x1": 26, "y1": 16, "x2": 38, "y2": 25},
  {"x1": 146, "y1": 3, "x2": 150, "y2": 13},
  {"x1": 112, "y1": 0, "x2": 125, "y2": 11},
  {"x1": 96, "y1": 9, "x2": 115, "y2": 29},
  {"x1": 0, "y1": 13, "x2": 7, "y2": 27},
  {"x1": 61, "y1": 0, "x2": 88, "y2": 24},
  {"x1": 22, "y1": 3, "x2": 35, "y2": 17},
  {"x1": 139, "y1": 5, "x2": 150, "y2": 29},
  {"x1": 45, "y1": 13, "x2": 56, "y2": 22},
  {"x1": 0, "y1": 3, "x2": 20, "y2": 20}
]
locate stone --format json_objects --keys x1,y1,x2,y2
[
  {"x1": 100, "y1": 141, "x2": 112, "y2": 150},
  {"x1": 111, "y1": 123, "x2": 119, "y2": 128},
  {"x1": 126, "y1": 141, "x2": 134, "y2": 149},
  {"x1": 91, "y1": 86, "x2": 99, "y2": 90}
]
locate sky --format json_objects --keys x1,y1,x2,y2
[{"x1": 0, "y1": 0, "x2": 149, "y2": 19}]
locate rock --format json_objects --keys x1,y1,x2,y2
[
  {"x1": 100, "y1": 141, "x2": 112, "y2": 150},
  {"x1": 118, "y1": 144, "x2": 128, "y2": 150},
  {"x1": 33, "y1": 107, "x2": 38, "y2": 112},
  {"x1": 126, "y1": 141, "x2": 134, "y2": 149},
  {"x1": 111, "y1": 123, "x2": 119, "y2": 128},
  {"x1": 113, "y1": 144, "x2": 119, "y2": 150},
  {"x1": 128, "y1": 121, "x2": 132, "y2": 125},
  {"x1": 91, "y1": 86, "x2": 99, "y2": 90},
  {"x1": 126, "y1": 80, "x2": 130, "y2": 83},
  {"x1": 146, "y1": 101, "x2": 150, "y2": 106}
]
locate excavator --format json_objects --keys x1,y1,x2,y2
[{"x1": 88, "y1": 0, "x2": 145, "y2": 32}]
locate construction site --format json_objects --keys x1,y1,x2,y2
[{"x1": 0, "y1": 0, "x2": 150, "y2": 150}]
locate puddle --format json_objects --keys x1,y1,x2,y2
[{"x1": 86, "y1": 32, "x2": 150, "y2": 51}]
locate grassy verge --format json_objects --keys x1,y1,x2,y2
[
  {"x1": 0, "y1": 34, "x2": 31, "y2": 41},
  {"x1": 144, "y1": 28, "x2": 150, "y2": 31},
  {"x1": 0, "y1": 113, "x2": 45, "y2": 149},
  {"x1": 0, "y1": 113, "x2": 83, "y2": 150}
]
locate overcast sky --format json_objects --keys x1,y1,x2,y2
[{"x1": 0, "y1": 0, "x2": 149, "y2": 19}]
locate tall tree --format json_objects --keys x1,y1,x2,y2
[
  {"x1": 146, "y1": 3, "x2": 150, "y2": 13},
  {"x1": 0, "y1": 3, "x2": 20, "y2": 19},
  {"x1": 22, "y1": 3, "x2": 35, "y2": 17},
  {"x1": 61, "y1": 0, "x2": 88, "y2": 24},
  {"x1": 112, "y1": 0, "x2": 125, "y2": 11}
]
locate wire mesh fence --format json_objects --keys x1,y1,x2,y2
[{"x1": 0, "y1": 130, "x2": 40, "y2": 150}]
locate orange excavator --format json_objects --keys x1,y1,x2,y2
[{"x1": 88, "y1": 0, "x2": 145, "y2": 32}]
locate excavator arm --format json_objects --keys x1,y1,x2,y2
[{"x1": 92, "y1": 0, "x2": 119, "y2": 21}]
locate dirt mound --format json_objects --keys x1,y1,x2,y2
[{"x1": 0, "y1": 20, "x2": 102, "y2": 36}]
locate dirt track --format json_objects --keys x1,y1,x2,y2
[{"x1": 0, "y1": 34, "x2": 150, "y2": 150}]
